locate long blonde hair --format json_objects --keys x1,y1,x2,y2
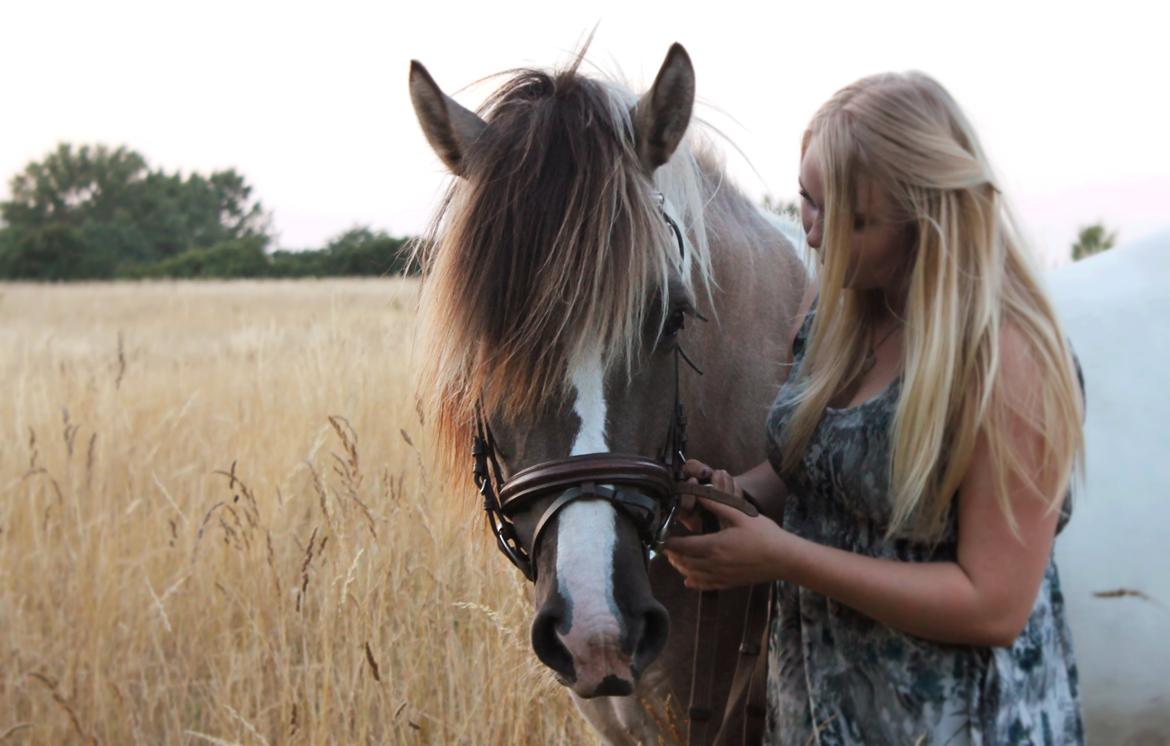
[{"x1": 778, "y1": 72, "x2": 1084, "y2": 541}]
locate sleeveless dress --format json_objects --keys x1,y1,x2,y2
[{"x1": 762, "y1": 303, "x2": 1085, "y2": 745}]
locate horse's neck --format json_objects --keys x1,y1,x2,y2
[{"x1": 683, "y1": 176, "x2": 808, "y2": 473}]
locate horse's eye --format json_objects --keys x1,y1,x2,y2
[{"x1": 663, "y1": 308, "x2": 687, "y2": 337}]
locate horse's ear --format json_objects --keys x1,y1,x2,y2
[
  {"x1": 633, "y1": 43, "x2": 695, "y2": 173},
  {"x1": 409, "y1": 61, "x2": 488, "y2": 177}
]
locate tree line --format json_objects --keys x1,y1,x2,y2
[
  {"x1": 0, "y1": 144, "x2": 417, "y2": 280},
  {"x1": 1, "y1": 144, "x2": 1114, "y2": 282}
]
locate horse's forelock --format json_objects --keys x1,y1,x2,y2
[{"x1": 417, "y1": 65, "x2": 711, "y2": 480}]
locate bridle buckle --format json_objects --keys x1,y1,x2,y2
[{"x1": 653, "y1": 497, "x2": 681, "y2": 550}]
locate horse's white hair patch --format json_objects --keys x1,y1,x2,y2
[
  {"x1": 556, "y1": 345, "x2": 623, "y2": 656},
  {"x1": 567, "y1": 346, "x2": 608, "y2": 456}
]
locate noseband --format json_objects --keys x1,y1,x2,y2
[{"x1": 470, "y1": 196, "x2": 758, "y2": 582}]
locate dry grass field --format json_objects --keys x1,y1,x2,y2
[{"x1": 0, "y1": 280, "x2": 593, "y2": 744}]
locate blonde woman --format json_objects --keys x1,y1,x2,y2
[{"x1": 664, "y1": 72, "x2": 1085, "y2": 744}]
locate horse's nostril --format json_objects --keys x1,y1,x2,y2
[
  {"x1": 531, "y1": 608, "x2": 576, "y2": 683},
  {"x1": 593, "y1": 674, "x2": 634, "y2": 697},
  {"x1": 631, "y1": 601, "x2": 670, "y2": 675}
]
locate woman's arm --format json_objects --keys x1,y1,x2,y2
[
  {"x1": 736, "y1": 460, "x2": 788, "y2": 522},
  {"x1": 666, "y1": 325, "x2": 1071, "y2": 647},
  {"x1": 765, "y1": 471, "x2": 1060, "y2": 647}
]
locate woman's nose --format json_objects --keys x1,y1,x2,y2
[
  {"x1": 806, "y1": 218, "x2": 823, "y2": 249},
  {"x1": 801, "y1": 205, "x2": 823, "y2": 249}
]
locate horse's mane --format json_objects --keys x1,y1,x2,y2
[{"x1": 414, "y1": 53, "x2": 724, "y2": 478}]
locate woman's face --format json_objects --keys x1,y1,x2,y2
[{"x1": 799, "y1": 137, "x2": 913, "y2": 293}]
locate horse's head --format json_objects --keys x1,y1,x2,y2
[{"x1": 410, "y1": 44, "x2": 708, "y2": 697}]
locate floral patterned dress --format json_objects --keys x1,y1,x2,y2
[{"x1": 762, "y1": 303, "x2": 1084, "y2": 745}]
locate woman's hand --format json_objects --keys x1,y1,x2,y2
[
  {"x1": 677, "y1": 459, "x2": 741, "y2": 532},
  {"x1": 663, "y1": 497, "x2": 792, "y2": 590},
  {"x1": 681, "y1": 459, "x2": 740, "y2": 496}
]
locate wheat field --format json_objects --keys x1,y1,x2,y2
[{"x1": 0, "y1": 280, "x2": 594, "y2": 744}]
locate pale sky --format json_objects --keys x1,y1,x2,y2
[{"x1": 3, "y1": 0, "x2": 1167, "y2": 267}]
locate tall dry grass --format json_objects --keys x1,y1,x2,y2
[{"x1": 0, "y1": 279, "x2": 592, "y2": 744}]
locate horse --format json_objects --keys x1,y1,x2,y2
[
  {"x1": 408, "y1": 43, "x2": 808, "y2": 743},
  {"x1": 1048, "y1": 231, "x2": 1170, "y2": 744}
]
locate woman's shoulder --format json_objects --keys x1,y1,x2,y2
[{"x1": 995, "y1": 320, "x2": 1084, "y2": 405}]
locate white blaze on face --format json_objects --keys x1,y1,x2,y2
[
  {"x1": 568, "y1": 346, "x2": 608, "y2": 456},
  {"x1": 555, "y1": 346, "x2": 626, "y2": 673}
]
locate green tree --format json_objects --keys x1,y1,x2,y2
[
  {"x1": 130, "y1": 236, "x2": 271, "y2": 279},
  {"x1": 319, "y1": 227, "x2": 414, "y2": 276},
  {"x1": 2, "y1": 143, "x2": 148, "y2": 229},
  {"x1": 267, "y1": 228, "x2": 419, "y2": 278},
  {"x1": 1071, "y1": 222, "x2": 1118, "y2": 261},
  {"x1": 269, "y1": 248, "x2": 326, "y2": 278},
  {"x1": 0, "y1": 224, "x2": 95, "y2": 280},
  {"x1": 0, "y1": 143, "x2": 272, "y2": 279}
]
